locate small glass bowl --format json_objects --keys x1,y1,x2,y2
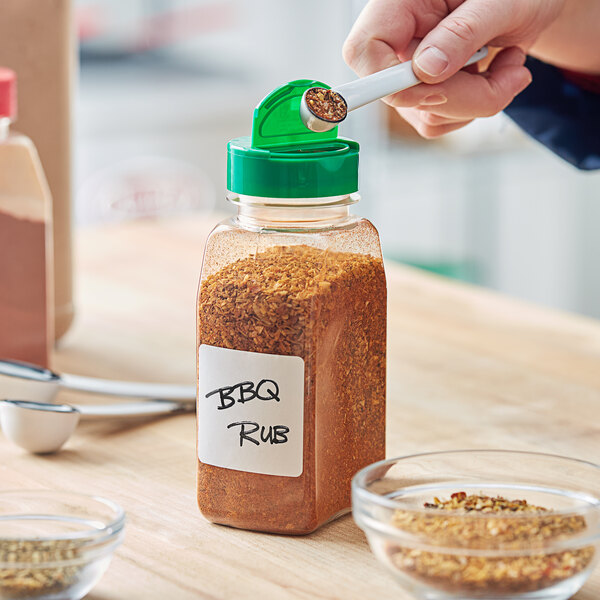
[
  {"x1": 352, "y1": 450, "x2": 600, "y2": 600},
  {"x1": 0, "y1": 491, "x2": 125, "y2": 600}
]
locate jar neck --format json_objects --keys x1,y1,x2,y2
[
  {"x1": 0, "y1": 118, "x2": 11, "y2": 141},
  {"x1": 230, "y1": 193, "x2": 360, "y2": 230}
]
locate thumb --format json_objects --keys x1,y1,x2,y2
[{"x1": 413, "y1": 0, "x2": 512, "y2": 83}]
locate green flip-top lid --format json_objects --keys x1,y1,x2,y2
[{"x1": 227, "y1": 79, "x2": 359, "y2": 198}]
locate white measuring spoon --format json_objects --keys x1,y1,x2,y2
[
  {"x1": 0, "y1": 359, "x2": 196, "y2": 404},
  {"x1": 300, "y1": 47, "x2": 488, "y2": 132},
  {"x1": 0, "y1": 398, "x2": 193, "y2": 454}
]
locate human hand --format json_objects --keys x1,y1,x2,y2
[{"x1": 343, "y1": 0, "x2": 566, "y2": 137}]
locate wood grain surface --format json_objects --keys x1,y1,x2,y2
[{"x1": 1, "y1": 214, "x2": 599, "y2": 599}]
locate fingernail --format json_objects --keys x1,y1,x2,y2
[
  {"x1": 518, "y1": 72, "x2": 533, "y2": 93},
  {"x1": 415, "y1": 46, "x2": 449, "y2": 77},
  {"x1": 420, "y1": 94, "x2": 447, "y2": 106},
  {"x1": 517, "y1": 67, "x2": 532, "y2": 88}
]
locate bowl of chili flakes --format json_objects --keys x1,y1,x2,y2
[{"x1": 352, "y1": 450, "x2": 600, "y2": 600}]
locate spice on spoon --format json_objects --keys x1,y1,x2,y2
[
  {"x1": 390, "y1": 493, "x2": 594, "y2": 594},
  {"x1": 305, "y1": 87, "x2": 347, "y2": 123}
]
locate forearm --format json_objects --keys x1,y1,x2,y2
[{"x1": 529, "y1": 0, "x2": 600, "y2": 73}]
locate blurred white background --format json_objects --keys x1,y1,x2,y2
[{"x1": 75, "y1": 0, "x2": 600, "y2": 318}]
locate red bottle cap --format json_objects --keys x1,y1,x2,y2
[{"x1": 0, "y1": 68, "x2": 17, "y2": 120}]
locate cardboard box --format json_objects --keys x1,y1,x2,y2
[{"x1": 0, "y1": 0, "x2": 75, "y2": 340}]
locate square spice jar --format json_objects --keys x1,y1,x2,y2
[{"x1": 196, "y1": 82, "x2": 387, "y2": 534}]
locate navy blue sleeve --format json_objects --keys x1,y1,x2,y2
[{"x1": 503, "y1": 57, "x2": 600, "y2": 171}]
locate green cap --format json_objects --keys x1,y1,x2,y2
[{"x1": 227, "y1": 80, "x2": 359, "y2": 199}]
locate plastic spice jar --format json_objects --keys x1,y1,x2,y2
[
  {"x1": 196, "y1": 80, "x2": 386, "y2": 534},
  {"x1": 0, "y1": 68, "x2": 53, "y2": 367}
]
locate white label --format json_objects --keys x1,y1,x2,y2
[{"x1": 197, "y1": 344, "x2": 305, "y2": 477}]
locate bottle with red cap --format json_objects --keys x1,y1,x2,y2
[{"x1": 0, "y1": 67, "x2": 54, "y2": 366}]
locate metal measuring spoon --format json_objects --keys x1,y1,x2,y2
[
  {"x1": 0, "y1": 398, "x2": 193, "y2": 454},
  {"x1": 300, "y1": 47, "x2": 488, "y2": 132},
  {"x1": 0, "y1": 359, "x2": 196, "y2": 403},
  {"x1": 0, "y1": 360, "x2": 196, "y2": 453}
]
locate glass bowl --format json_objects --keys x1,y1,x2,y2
[
  {"x1": 0, "y1": 491, "x2": 125, "y2": 600},
  {"x1": 352, "y1": 450, "x2": 600, "y2": 600}
]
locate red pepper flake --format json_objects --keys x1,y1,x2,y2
[{"x1": 391, "y1": 493, "x2": 595, "y2": 595}]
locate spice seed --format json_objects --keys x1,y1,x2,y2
[{"x1": 0, "y1": 539, "x2": 86, "y2": 597}]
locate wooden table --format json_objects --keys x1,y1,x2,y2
[{"x1": 2, "y1": 215, "x2": 600, "y2": 599}]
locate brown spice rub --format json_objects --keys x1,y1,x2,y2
[
  {"x1": 197, "y1": 245, "x2": 386, "y2": 534},
  {"x1": 0, "y1": 212, "x2": 50, "y2": 366},
  {"x1": 305, "y1": 88, "x2": 347, "y2": 122},
  {"x1": 390, "y1": 493, "x2": 594, "y2": 594}
]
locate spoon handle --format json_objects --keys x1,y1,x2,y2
[
  {"x1": 60, "y1": 373, "x2": 196, "y2": 401},
  {"x1": 76, "y1": 399, "x2": 193, "y2": 419},
  {"x1": 336, "y1": 46, "x2": 488, "y2": 112}
]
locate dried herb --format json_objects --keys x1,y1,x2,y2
[
  {"x1": 0, "y1": 539, "x2": 83, "y2": 597},
  {"x1": 390, "y1": 493, "x2": 594, "y2": 594},
  {"x1": 197, "y1": 245, "x2": 386, "y2": 534},
  {"x1": 305, "y1": 87, "x2": 347, "y2": 122}
]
